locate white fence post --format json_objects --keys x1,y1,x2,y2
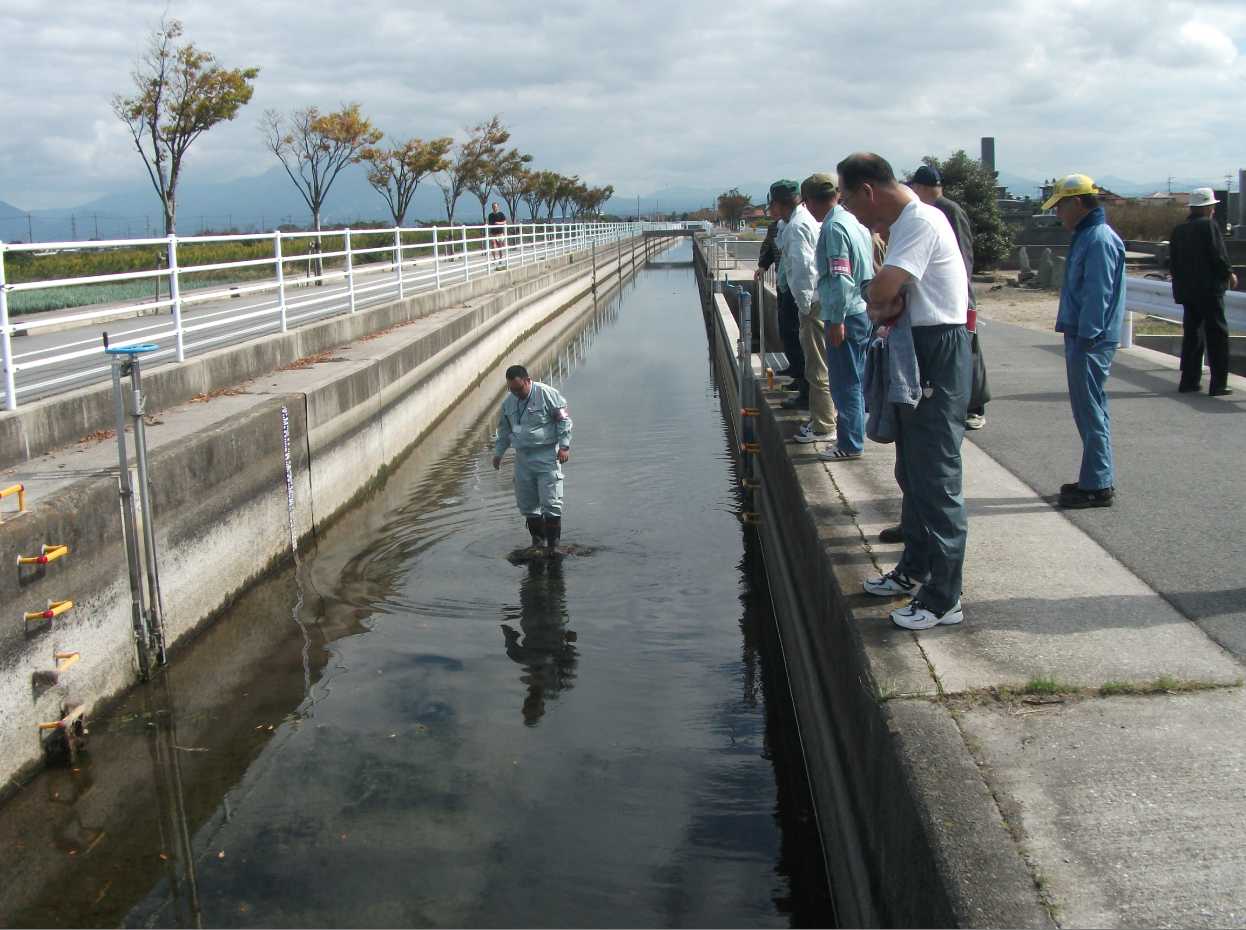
[
  {"x1": 0, "y1": 242, "x2": 16, "y2": 410},
  {"x1": 394, "y1": 227, "x2": 405, "y2": 300},
  {"x1": 433, "y1": 226, "x2": 441, "y2": 289},
  {"x1": 462, "y1": 225, "x2": 470, "y2": 283},
  {"x1": 168, "y1": 234, "x2": 184, "y2": 362},
  {"x1": 345, "y1": 228, "x2": 356, "y2": 313},
  {"x1": 274, "y1": 231, "x2": 288, "y2": 333}
]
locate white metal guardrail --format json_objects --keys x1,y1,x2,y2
[
  {"x1": 0, "y1": 220, "x2": 671, "y2": 411},
  {"x1": 1123, "y1": 276, "x2": 1246, "y2": 347}
]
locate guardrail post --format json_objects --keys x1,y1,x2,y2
[
  {"x1": 1120, "y1": 310, "x2": 1134, "y2": 349},
  {"x1": 433, "y1": 226, "x2": 441, "y2": 289},
  {"x1": 274, "y1": 231, "x2": 288, "y2": 333},
  {"x1": 0, "y1": 242, "x2": 16, "y2": 410},
  {"x1": 462, "y1": 225, "x2": 470, "y2": 283},
  {"x1": 345, "y1": 228, "x2": 356, "y2": 313},
  {"x1": 394, "y1": 227, "x2": 405, "y2": 300},
  {"x1": 167, "y1": 235, "x2": 184, "y2": 362}
]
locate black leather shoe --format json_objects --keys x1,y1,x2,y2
[
  {"x1": 1178, "y1": 383, "x2": 1201, "y2": 393},
  {"x1": 878, "y1": 524, "x2": 903, "y2": 543},
  {"x1": 1059, "y1": 486, "x2": 1114, "y2": 509},
  {"x1": 1210, "y1": 386, "x2": 1234, "y2": 397}
]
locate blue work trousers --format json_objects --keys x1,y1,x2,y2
[
  {"x1": 514, "y1": 445, "x2": 564, "y2": 518},
  {"x1": 825, "y1": 312, "x2": 870, "y2": 454},
  {"x1": 895, "y1": 324, "x2": 972, "y2": 615},
  {"x1": 1063, "y1": 336, "x2": 1117, "y2": 491}
]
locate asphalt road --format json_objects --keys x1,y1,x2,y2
[{"x1": 970, "y1": 318, "x2": 1246, "y2": 659}]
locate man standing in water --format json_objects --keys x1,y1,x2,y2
[{"x1": 493, "y1": 364, "x2": 573, "y2": 553}]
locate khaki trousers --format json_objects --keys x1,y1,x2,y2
[{"x1": 799, "y1": 312, "x2": 835, "y2": 434}]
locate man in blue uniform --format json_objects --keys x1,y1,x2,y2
[
  {"x1": 492, "y1": 364, "x2": 573, "y2": 551},
  {"x1": 1042, "y1": 174, "x2": 1126, "y2": 509}
]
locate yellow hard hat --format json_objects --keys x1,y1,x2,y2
[{"x1": 1042, "y1": 174, "x2": 1099, "y2": 210}]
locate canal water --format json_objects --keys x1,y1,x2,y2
[{"x1": 1, "y1": 241, "x2": 834, "y2": 927}]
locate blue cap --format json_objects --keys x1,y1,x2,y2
[{"x1": 911, "y1": 165, "x2": 941, "y2": 186}]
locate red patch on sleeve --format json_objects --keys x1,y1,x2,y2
[{"x1": 831, "y1": 257, "x2": 851, "y2": 276}]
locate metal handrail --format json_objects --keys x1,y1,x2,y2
[{"x1": 0, "y1": 220, "x2": 679, "y2": 410}]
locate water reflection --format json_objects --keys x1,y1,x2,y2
[{"x1": 500, "y1": 559, "x2": 578, "y2": 726}]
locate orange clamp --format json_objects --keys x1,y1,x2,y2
[{"x1": 740, "y1": 442, "x2": 761, "y2": 454}]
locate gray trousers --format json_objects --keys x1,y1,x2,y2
[{"x1": 895, "y1": 324, "x2": 972, "y2": 614}]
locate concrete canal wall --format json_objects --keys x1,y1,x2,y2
[
  {"x1": 0, "y1": 235, "x2": 671, "y2": 793},
  {"x1": 693, "y1": 237, "x2": 1047, "y2": 928}
]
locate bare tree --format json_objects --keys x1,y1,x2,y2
[
  {"x1": 435, "y1": 115, "x2": 511, "y2": 224},
  {"x1": 363, "y1": 136, "x2": 453, "y2": 226},
  {"x1": 112, "y1": 19, "x2": 259, "y2": 234}
]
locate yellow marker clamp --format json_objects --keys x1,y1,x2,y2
[
  {"x1": 24, "y1": 599, "x2": 73, "y2": 622},
  {"x1": 54, "y1": 652, "x2": 80, "y2": 673},
  {"x1": 741, "y1": 407, "x2": 760, "y2": 418},
  {"x1": 740, "y1": 512, "x2": 762, "y2": 525},
  {"x1": 740, "y1": 479, "x2": 761, "y2": 490},
  {"x1": 740, "y1": 442, "x2": 761, "y2": 454},
  {"x1": 17, "y1": 544, "x2": 69, "y2": 566},
  {"x1": 38, "y1": 704, "x2": 86, "y2": 731},
  {"x1": 0, "y1": 483, "x2": 25, "y2": 522}
]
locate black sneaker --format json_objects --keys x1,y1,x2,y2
[
  {"x1": 1210, "y1": 386, "x2": 1234, "y2": 397},
  {"x1": 879, "y1": 524, "x2": 903, "y2": 543},
  {"x1": 1059, "y1": 486, "x2": 1114, "y2": 509},
  {"x1": 1178, "y1": 382, "x2": 1201, "y2": 393}
]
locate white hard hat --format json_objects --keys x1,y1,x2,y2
[{"x1": 1188, "y1": 188, "x2": 1219, "y2": 207}]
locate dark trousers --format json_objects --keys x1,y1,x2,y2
[
  {"x1": 895, "y1": 325, "x2": 972, "y2": 615},
  {"x1": 968, "y1": 330, "x2": 990, "y2": 415},
  {"x1": 777, "y1": 287, "x2": 805, "y2": 381},
  {"x1": 1180, "y1": 295, "x2": 1229, "y2": 392}
]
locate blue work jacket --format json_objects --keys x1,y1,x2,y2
[{"x1": 1055, "y1": 207, "x2": 1126, "y2": 344}]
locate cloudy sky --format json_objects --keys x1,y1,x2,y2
[{"x1": 2, "y1": 0, "x2": 1244, "y2": 209}]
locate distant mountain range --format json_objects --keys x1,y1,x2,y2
[{"x1": 0, "y1": 169, "x2": 1234, "y2": 243}]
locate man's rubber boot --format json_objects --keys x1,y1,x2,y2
[
  {"x1": 543, "y1": 515, "x2": 562, "y2": 554},
  {"x1": 525, "y1": 516, "x2": 545, "y2": 548}
]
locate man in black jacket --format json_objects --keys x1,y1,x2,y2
[{"x1": 1169, "y1": 188, "x2": 1238, "y2": 396}]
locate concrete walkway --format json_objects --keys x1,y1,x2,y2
[{"x1": 778, "y1": 311, "x2": 1246, "y2": 925}]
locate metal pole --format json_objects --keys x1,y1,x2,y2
[
  {"x1": 128, "y1": 356, "x2": 167, "y2": 665},
  {"x1": 591, "y1": 239, "x2": 598, "y2": 293},
  {"x1": 756, "y1": 273, "x2": 765, "y2": 371},
  {"x1": 394, "y1": 227, "x2": 405, "y2": 300},
  {"x1": 274, "y1": 231, "x2": 288, "y2": 333},
  {"x1": 1119, "y1": 310, "x2": 1134, "y2": 350},
  {"x1": 167, "y1": 235, "x2": 184, "y2": 362},
  {"x1": 0, "y1": 242, "x2": 16, "y2": 411},
  {"x1": 345, "y1": 228, "x2": 356, "y2": 313},
  {"x1": 433, "y1": 226, "x2": 441, "y2": 289},
  {"x1": 462, "y1": 225, "x2": 470, "y2": 283},
  {"x1": 110, "y1": 358, "x2": 152, "y2": 678}
]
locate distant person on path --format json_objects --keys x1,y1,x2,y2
[
  {"x1": 1043, "y1": 174, "x2": 1126, "y2": 509},
  {"x1": 910, "y1": 165, "x2": 991, "y2": 429},
  {"x1": 803, "y1": 172, "x2": 873, "y2": 460},
  {"x1": 1169, "y1": 187, "x2": 1237, "y2": 397},
  {"x1": 773, "y1": 179, "x2": 836, "y2": 443},
  {"x1": 838, "y1": 152, "x2": 971, "y2": 631},
  {"x1": 492, "y1": 365, "x2": 573, "y2": 553},
  {"x1": 488, "y1": 202, "x2": 508, "y2": 256},
  {"x1": 756, "y1": 193, "x2": 805, "y2": 390}
]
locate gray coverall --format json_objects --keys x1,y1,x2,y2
[{"x1": 494, "y1": 381, "x2": 573, "y2": 521}]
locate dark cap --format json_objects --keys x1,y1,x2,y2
[
  {"x1": 911, "y1": 165, "x2": 942, "y2": 187},
  {"x1": 768, "y1": 179, "x2": 801, "y2": 204},
  {"x1": 801, "y1": 172, "x2": 838, "y2": 201}
]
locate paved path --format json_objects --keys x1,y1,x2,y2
[{"x1": 972, "y1": 318, "x2": 1246, "y2": 658}]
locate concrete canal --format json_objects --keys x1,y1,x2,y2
[{"x1": 0, "y1": 241, "x2": 836, "y2": 927}]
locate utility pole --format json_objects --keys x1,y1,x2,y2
[
  {"x1": 1167, "y1": 176, "x2": 1174, "y2": 195},
  {"x1": 70, "y1": 215, "x2": 77, "y2": 240},
  {"x1": 93, "y1": 213, "x2": 99, "y2": 239},
  {"x1": 25, "y1": 213, "x2": 32, "y2": 244}
]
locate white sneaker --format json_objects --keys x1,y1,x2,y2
[
  {"x1": 891, "y1": 598, "x2": 963, "y2": 630},
  {"x1": 793, "y1": 423, "x2": 835, "y2": 444},
  {"x1": 863, "y1": 568, "x2": 920, "y2": 597},
  {"x1": 965, "y1": 413, "x2": 986, "y2": 430}
]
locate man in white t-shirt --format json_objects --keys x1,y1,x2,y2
[{"x1": 836, "y1": 152, "x2": 972, "y2": 632}]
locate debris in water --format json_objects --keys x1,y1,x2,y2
[{"x1": 217, "y1": 850, "x2": 226, "y2": 860}]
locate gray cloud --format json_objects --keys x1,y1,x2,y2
[{"x1": 2, "y1": 0, "x2": 1244, "y2": 208}]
